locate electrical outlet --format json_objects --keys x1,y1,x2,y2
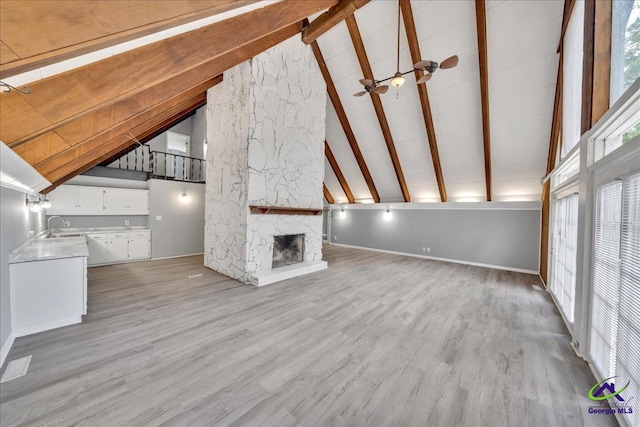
[
  {"x1": 63, "y1": 221, "x2": 70, "y2": 227},
  {"x1": 427, "y1": 248, "x2": 431, "y2": 253},
  {"x1": 125, "y1": 220, "x2": 130, "y2": 226},
  {"x1": 422, "y1": 246, "x2": 426, "y2": 252},
  {"x1": 156, "y1": 216, "x2": 162, "y2": 221},
  {"x1": 334, "y1": 236, "x2": 337, "y2": 240}
]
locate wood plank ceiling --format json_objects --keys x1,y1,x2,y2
[
  {"x1": 0, "y1": 0, "x2": 337, "y2": 191},
  {"x1": 1, "y1": 0, "x2": 564, "y2": 203}
]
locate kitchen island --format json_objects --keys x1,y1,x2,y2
[{"x1": 9, "y1": 235, "x2": 88, "y2": 337}]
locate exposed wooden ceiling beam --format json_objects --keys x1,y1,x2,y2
[
  {"x1": 325, "y1": 140, "x2": 355, "y2": 203},
  {"x1": 43, "y1": 93, "x2": 207, "y2": 192},
  {"x1": 302, "y1": 0, "x2": 369, "y2": 44},
  {"x1": 581, "y1": 0, "x2": 595, "y2": 135},
  {"x1": 0, "y1": 0, "x2": 337, "y2": 148},
  {"x1": 310, "y1": 40, "x2": 380, "y2": 203},
  {"x1": 399, "y1": 0, "x2": 447, "y2": 203},
  {"x1": 475, "y1": 0, "x2": 492, "y2": 202},
  {"x1": 323, "y1": 184, "x2": 335, "y2": 204},
  {"x1": 0, "y1": 1, "x2": 258, "y2": 78},
  {"x1": 345, "y1": 15, "x2": 410, "y2": 203},
  {"x1": 557, "y1": 0, "x2": 577, "y2": 53},
  {"x1": 34, "y1": 76, "x2": 219, "y2": 185}
]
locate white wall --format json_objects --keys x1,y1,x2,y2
[{"x1": 1, "y1": 187, "x2": 46, "y2": 363}]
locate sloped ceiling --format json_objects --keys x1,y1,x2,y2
[
  {"x1": 1, "y1": 0, "x2": 563, "y2": 201},
  {"x1": 319, "y1": 0, "x2": 563, "y2": 203}
]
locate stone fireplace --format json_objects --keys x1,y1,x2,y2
[
  {"x1": 204, "y1": 35, "x2": 328, "y2": 286},
  {"x1": 272, "y1": 234, "x2": 305, "y2": 268}
]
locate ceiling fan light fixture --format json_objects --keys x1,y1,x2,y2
[{"x1": 390, "y1": 72, "x2": 405, "y2": 88}]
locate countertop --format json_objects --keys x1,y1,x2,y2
[
  {"x1": 9, "y1": 226, "x2": 150, "y2": 264},
  {"x1": 10, "y1": 236, "x2": 89, "y2": 264}
]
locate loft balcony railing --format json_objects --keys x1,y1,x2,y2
[
  {"x1": 149, "y1": 150, "x2": 206, "y2": 183},
  {"x1": 106, "y1": 145, "x2": 205, "y2": 183}
]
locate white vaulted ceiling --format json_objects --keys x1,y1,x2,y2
[{"x1": 317, "y1": 0, "x2": 564, "y2": 203}]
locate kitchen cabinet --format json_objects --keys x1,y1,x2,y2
[
  {"x1": 87, "y1": 230, "x2": 151, "y2": 266},
  {"x1": 46, "y1": 185, "x2": 148, "y2": 215},
  {"x1": 47, "y1": 185, "x2": 104, "y2": 215},
  {"x1": 86, "y1": 234, "x2": 109, "y2": 265},
  {"x1": 103, "y1": 188, "x2": 149, "y2": 215},
  {"x1": 10, "y1": 256, "x2": 87, "y2": 336},
  {"x1": 129, "y1": 231, "x2": 151, "y2": 259}
]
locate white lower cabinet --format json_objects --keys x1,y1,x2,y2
[
  {"x1": 87, "y1": 231, "x2": 151, "y2": 266},
  {"x1": 10, "y1": 256, "x2": 87, "y2": 336}
]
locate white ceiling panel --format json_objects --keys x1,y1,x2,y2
[
  {"x1": 324, "y1": 102, "x2": 372, "y2": 201},
  {"x1": 315, "y1": 0, "x2": 562, "y2": 204},
  {"x1": 324, "y1": 158, "x2": 348, "y2": 204}
]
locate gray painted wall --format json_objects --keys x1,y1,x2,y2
[
  {"x1": 330, "y1": 207, "x2": 540, "y2": 272},
  {"x1": 148, "y1": 179, "x2": 205, "y2": 259},
  {"x1": 1, "y1": 187, "x2": 46, "y2": 354},
  {"x1": 190, "y1": 106, "x2": 206, "y2": 160},
  {"x1": 46, "y1": 216, "x2": 148, "y2": 229}
]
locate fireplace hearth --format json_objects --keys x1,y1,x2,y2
[{"x1": 272, "y1": 234, "x2": 305, "y2": 268}]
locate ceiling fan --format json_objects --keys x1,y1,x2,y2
[{"x1": 353, "y1": 1, "x2": 459, "y2": 97}]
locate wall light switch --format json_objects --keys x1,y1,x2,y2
[
  {"x1": 427, "y1": 248, "x2": 431, "y2": 253},
  {"x1": 334, "y1": 236, "x2": 337, "y2": 240},
  {"x1": 124, "y1": 220, "x2": 130, "y2": 226},
  {"x1": 422, "y1": 247, "x2": 426, "y2": 252},
  {"x1": 156, "y1": 216, "x2": 162, "y2": 221}
]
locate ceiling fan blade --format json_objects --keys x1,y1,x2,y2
[
  {"x1": 439, "y1": 55, "x2": 459, "y2": 69},
  {"x1": 353, "y1": 91, "x2": 367, "y2": 97},
  {"x1": 359, "y1": 78, "x2": 373, "y2": 86},
  {"x1": 374, "y1": 85, "x2": 389, "y2": 94},
  {"x1": 416, "y1": 73, "x2": 432, "y2": 84},
  {"x1": 413, "y1": 59, "x2": 431, "y2": 70}
]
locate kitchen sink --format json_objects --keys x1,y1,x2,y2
[{"x1": 46, "y1": 233, "x2": 85, "y2": 238}]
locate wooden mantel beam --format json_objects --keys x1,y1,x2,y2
[
  {"x1": 475, "y1": 0, "x2": 492, "y2": 202},
  {"x1": 399, "y1": 0, "x2": 447, "y2": 202},
  {"x1": 325, "y1": 140, "x2": 355, "y2": 203},
  {"x1": 302, "y1": 0, "x2": 369, "y2": 44},
  {"x1": 345, "y1": 15, "x2": 411, "y2": 203},
  {"x1": 310, "y1": 40, "x2": 380, "y2": 203},
  {"x1": 0, "y1": 0, "x2": 337, "y2": 148}
]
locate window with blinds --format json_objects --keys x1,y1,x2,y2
[
  {"x1": 589, "y1": 173, "x2": 640, "y2": 427},
  {"x1": 550, "y1": 194, "x2": 579, "y2": 323}
]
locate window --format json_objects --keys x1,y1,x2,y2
[
  {"x1": 611, "y1": 0, "x2": 640, "y2": 106},
  {"x1": 550, "y1": 194, "x2": 579, "y2": 323},
  {"x1": 562, "y1": 0, "x2": 585, "y2": 157},
  {"x1": 589, "y1": 174, "x2": 640, "y2": 427}
]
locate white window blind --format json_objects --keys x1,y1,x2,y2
[
  {"x1": 589, "y1": 173, "x2": 640, "y2": 427},
  {"x1": 617, "y1": 173, "x2": 640, "y2": 427},
  {"x1": 550, "y1": 194, "x2": 579, "y2": 323},
  {"x1": 590, "y1": 181, "x2": 622, "y2": 379}
]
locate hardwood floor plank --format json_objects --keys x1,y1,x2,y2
[{"x1": 0, "y1": 245, "x2": 614, "y2": 427}]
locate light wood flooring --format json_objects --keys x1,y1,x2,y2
[{"x1": 1, "y1": 244, "x2": 615, "y2": 426}]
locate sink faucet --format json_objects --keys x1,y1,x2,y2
[{"x1": 47, "y1": 215, "x2": 65, "y2": 236}]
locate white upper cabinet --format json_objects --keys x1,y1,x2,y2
[
  {"x1": 47, "y1": 185, "x2": 103, "y2": 215},
  {"x1": 103, "y1": 188, "x2": 149, "y2": 215},
  {"x1": 46, "y1": 185, "x2": 149, "y2": 215}
]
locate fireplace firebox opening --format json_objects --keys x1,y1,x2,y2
[{"x1": 272, "y1": 234, "x2": 305, "y2": 268}]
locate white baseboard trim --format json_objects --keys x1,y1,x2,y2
[
  {"x1": 151, "y1": 252, "x2": 204, "y2": 261},
  {"x1": 0, "y1": 332, "x2": 16, "y2": 368},
  {"x1": 330, "y1": 243, "x2": 538, "y2": 275},
  {"x1": 13, "y1": 316, "x2": 82, "y2": 338}
]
